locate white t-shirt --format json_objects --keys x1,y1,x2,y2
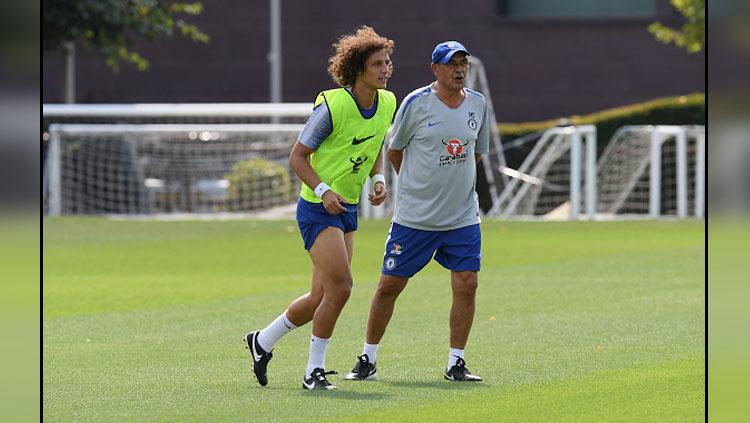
[{"x1": 390, "y1": 83, "x2": 491, "y2": 231}]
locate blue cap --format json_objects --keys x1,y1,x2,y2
[{"x1": 431, "y1": 41, "x2": 470, "y2": 64}]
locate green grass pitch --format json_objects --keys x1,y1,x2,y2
[{"x1": 43, "y1": 218, "x2": 704, "y2": 421}]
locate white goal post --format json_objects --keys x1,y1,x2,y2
[
  {"x1": 595, "y1": 125, "x2": 705, "y2": 219},
  {"x1": 42, "y1": 104, "x2": 395, "y2": 219},
  {"x1": 42, "y1": 103, "x2": 312, "y2": 121},
  {"x1": 44, "y1": 124, "x2": 306, "y2": 217},
  {"x1": 43, "y1": 123, "x2": 400, "y2": 219},
  {"x1": 486, "y1": 125, "x2": 597, "y2": 220},
  {"x1": 648, "y1": 126, "x2": 705, "y2": 218}
]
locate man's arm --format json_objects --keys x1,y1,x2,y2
[
  {"x1": 368, "y1": 148, "x2": 388, "y2": 205},
  {"x1": 289, "y1": 141, "x2": 348, "y2": 214},
  {"x1": 476, "y1": 101, "x2": 492, "y2": 158},
  {"x1": 370, "y1": 145, "x2": 384, "y2": 179},
  {"x1": 387, "y1": 148, "x2": 404, "y2": 174},
  {"x1": 388, "y1": 92, "x2": 420, "y2": 175}
]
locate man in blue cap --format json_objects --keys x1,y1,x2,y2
[{"x1": 345, "y1": 40, "x2": 489, "y2": 383}]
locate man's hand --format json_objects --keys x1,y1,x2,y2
[
  {"x1": 368, "y1": 182, "x2": 388, "y2": 206},
  {"x1": 321, "y1": 190, "x2": 348, "y2": 214}
]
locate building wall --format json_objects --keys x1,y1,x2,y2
[{"x1": 42, "y1": 0, "x2": 704, "y2": 122}]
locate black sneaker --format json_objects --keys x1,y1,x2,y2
[
  {"x1": 302, "y1": 368, "x2": 338, "y2": 390},
  {"x1": 344, "y1": 354, "x2": 377, "y2": 380},
  {"x1": 444, "y1": 357, "x2": 483, "y2": 382},
  {"x1": 244, "y1": 331, "x2": 273, "y2": 386}
]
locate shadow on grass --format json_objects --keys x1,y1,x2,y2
[
  {"x1": 236, "y1": 383, "x2": 392, "y2": 401},
  {"x1": 298, "y1": 390, "x2": 392, "y2": 401},
  {"x1": 383, "y1": 380, "x2": 489, "y2": 390}
]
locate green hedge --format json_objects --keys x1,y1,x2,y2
[
  {"x1": 499, "y1": 93, "x2": 705, "y2": 150},
  {"x1": 224, "y1": 158, "x2": 292, "y2": 211}
]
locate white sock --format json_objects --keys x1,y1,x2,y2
[
  {"x1": 257, "y1": 310, "x2": 297, "y2": 352},
  {"x1": 306, "y1": 335, "x2": 331, "y2": 377},
  {"x1": 448, "y1": 348, "x2": 464, "y2": 368},
  {"x1": 362, "y1": 343, "x2": 379, "y2": 363}
]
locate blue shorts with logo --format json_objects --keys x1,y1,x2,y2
[
  {"x1": 296, "y1": 197, "x2": 359, "y2": 251},
  {"x1": 381, "y1": 222, "x2": 481, "y2": 277}
]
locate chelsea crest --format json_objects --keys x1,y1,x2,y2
[{"x1": 467, "y1": 111, "x2": 478, "y2": 130}]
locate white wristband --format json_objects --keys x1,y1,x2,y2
[
  {"x1": 371, "y1": 174, "x2": 386, "y2": 186},
  {"x1": 313, "y1": 182, "x2": 331, "y2": 199}
]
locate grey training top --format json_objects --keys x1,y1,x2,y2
[{"x1": 389, "y1": 83, "x2": 491, "y2": 231}]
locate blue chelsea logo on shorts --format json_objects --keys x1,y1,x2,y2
[{"x1": 385, "y1": 257, "x2": 397, "y2": 270}]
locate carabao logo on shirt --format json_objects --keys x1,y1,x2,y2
[{"x1": 440, "y1": 138, "x2": 470, "y2": 167}]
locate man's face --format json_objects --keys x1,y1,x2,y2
[
  {"x1": 433, "y1": 52, "x2": 469, "y2": 91},
  {"x1": 359, "y1": 49, "x2": 392, "y2": 90}
]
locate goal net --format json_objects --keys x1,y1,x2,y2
[
  {"x1": 486, "y1": 125, "x2": 597, "y2": 220},
  {"x1": 43, "y1": 124, "x2": 306, "y2": 216},
  {"x1": 596, "y1": 125, "x2": 705, "y2": 218},
  {"x1": 42, "y1": 103, "x2": 396, "y2": 219},
  {"x1": 465, "y1": 56, "x2": 508, "y2": 213},
  {"x1": 41, "y1": 103, "x2": 311, "y2": 202}
]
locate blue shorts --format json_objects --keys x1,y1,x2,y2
[
  {"x1": 296, "y1": 197, "x2": 359, "y2": 251},
  {"x1": 381, "y1": 222, "x2": 481, "y2": 277}
]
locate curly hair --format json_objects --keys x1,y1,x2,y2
[{"x1": 327, "y1": 26, "x2": 395, "y2": 87}]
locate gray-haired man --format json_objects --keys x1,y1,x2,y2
[{"x1": 346, "y1": 40, "x2": 489, "y2": 382}]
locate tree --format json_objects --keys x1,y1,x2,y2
[
  {"x1": 649, "y1": 0, "x2": 704, "y2": 53},
  {"x1": 43, "y1": 0, "x2": 209, "y2": 72}
]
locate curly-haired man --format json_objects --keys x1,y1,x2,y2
[{"x1": 244, "y1": 26, "x2": 396, "y2": 390}]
